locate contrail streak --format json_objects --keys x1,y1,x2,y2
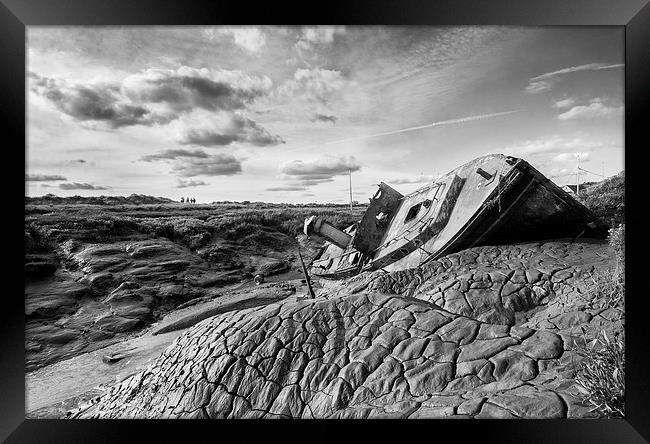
[{"x1": 321, "y1": 110, "x2": 520, "y2": 146}]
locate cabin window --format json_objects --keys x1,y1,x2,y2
[
  {"x1": 404, "y1": 202, "x2": 423, "y2": 223},
  {"x1": 476, "y1": 167, "x2": 493, "y2": 180},
  {"x1": 348, "y1": 251, "x2": 361, "y2": 265}
]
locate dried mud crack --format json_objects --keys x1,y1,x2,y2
[{"x1": 77, "y1": 240, "x2": 618, "y2": 419}]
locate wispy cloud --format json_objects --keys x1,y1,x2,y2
[
  {"x1": 276, "y1": 68, "x2": 346, "y2": 105},
  {"x1": 389, "y1": 175, "x2": 436, "y2": 185},
  {"x1": 319, "y1": 110, "x2": 519, "y2": 146},
  {"x1": 295, "y1": 26, "x2": 346, "y2": 52},
  {"x1": 503, "y1": 135, "x2": 608, "y2": 157},
  {"x1": 266, "y1": 185, "x2": 308, "y2": 192},
  {"x1": 176, "y1": 178, "x2": 209, "y2": 188},
  {"x1": 25, "y1": 173, "x2": 67, "y2": 181},
  {"x1": 551, "y1": 152, "x2": 591, "y2": 163},
  {"x1": 311, "y1": 113, "x2": 338, "y2": 124},
  {"x1": 140, "y1": 149, "x2": 209, "y2": 162},
  {"x1": 525, "y1": 63, "x2": 624, "y2": 94},
  {"x1": 58, "y1": 182, "x2": 110, "y2": 190}
]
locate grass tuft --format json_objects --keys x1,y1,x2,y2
[
  {"x1": 575, "y1": 223, "x2": 625, "y2": 417},
  {"x1": 575, "y1": 330, "x2": 625, "y2": 417}
]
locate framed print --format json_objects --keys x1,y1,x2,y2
[{"x1": 3, "y1": 0, "x2": 649, "y2": 441}]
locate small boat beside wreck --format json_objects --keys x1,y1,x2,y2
[{"x1": 303, "y1": 154, "x2": 608, "y2": 279}]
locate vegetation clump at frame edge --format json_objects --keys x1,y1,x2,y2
[{"x1": 574, "y1": 223, "x2": 625, "y2": 418}]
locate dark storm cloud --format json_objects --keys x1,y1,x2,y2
[
  {"x1": 58, "y1": 182, "x2": 110, "y2": 190},
  {"x1": 311, "y1": 113, "x2": 338, "y2": 124},
  {"x1": 176, "y1": 179, "x2": 209, "y2": 188},
  {"x1": 171, "y1": 154, "x2": 242, "y2": 177},
  {"x1": 140, "y1": 149, "x2": 210, "y2": 162},
  {"x1": 179, "y1": 114, "x2": 285, "y2": 147},
  {"x1": 26, "y1": 173, "x2": 67, "y2": 181},
  {"x1": 29, "y1": 67, "x2": 273, "y2": 128}
]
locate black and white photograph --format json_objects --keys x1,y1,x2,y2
[{"x1": 24, "y1": 25, "x2": 626, "y2": 420}]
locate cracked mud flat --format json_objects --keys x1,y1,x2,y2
[
  {"x1": 25, "y1": 203, "x2": 334, "y2": 372},
  {"x1": 78, "y1": 239, "x2": 620, "y2": 419}
]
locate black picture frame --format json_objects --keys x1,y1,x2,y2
[{"x1": 4, "y1": 0, "x2": 648, "y2": 442}]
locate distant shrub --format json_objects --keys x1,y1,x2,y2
[
  {"x1": 580, "y1": 171, "x2": 624, "y2": 225},
  {"x1": 25, "y1": 225, "x2": 53, "y2": 254},
  {"x1": 206, "y1": 207, "x2": 365, "y2": 239}
]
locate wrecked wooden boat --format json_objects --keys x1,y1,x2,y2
[{"x1": 303, "y1": 154, "x2": 608, "y2": 279}]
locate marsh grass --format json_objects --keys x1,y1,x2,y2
[
  {"x1": 575, "y1": 223, "x2": 625, "y2": 417},
  {"x1": 574, "y1": 330, "x2": 625, "y2": 417}
]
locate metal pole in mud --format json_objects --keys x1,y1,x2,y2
[
  {"x1": 349, "y1": 168, "x2": 353, "y2": 212},
  {"x1": 298, "y1": 249, "x2": 316, "y2": 299},
  {"x1": 576, "y1": 153, "x2": 580, "y2": 196}
]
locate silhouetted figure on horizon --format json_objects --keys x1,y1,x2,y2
[
  {"x1": 191, "y1": 198, "x2": 196, "y2": 204},
  {"x1": 180, "y1": 197, "x2": 184, "y2": 203}
]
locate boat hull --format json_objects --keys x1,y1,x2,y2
[{"x1": 309, "y1": 154, "x2": 607, "y2": 279}]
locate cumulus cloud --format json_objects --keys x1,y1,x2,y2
[
  {"x1": 178, "y1": 114, "x2": 284, "y2": 147},
  {"x1": 557, "y1": 99, "x2": 623, "y2": 120},
  {"x1": 176, "y1": 178, "x2": 209, "y2": 188},
  {"x1": 279, "y1": 155, "x2": 361, "y2": 189},
  {"x1": 29, "y1": 73, "x2": 164, "y2": 128},
  {"x1": 552, "y1": 98, "x2": 576, "y2": 109},
  {"x1": 138, "y1": 147, "x2": 243, "y2": 178},
  {"x1": 525, "y1": 63, "x2": 624, "y2": 94},
  {"x1": 277, "y1": 68, "x2": 346, "y2": 105},
  {"x1": 25, "y1": 173, "x2": 67, "y2": 181},
  {"x1": 122, "y1": 67, "x2": 272, "y2": 113},
  {"x1": 171, "y1": 153, "x2": 242, "y2": 177},
  {"x1": 58, "y1": 182, "x2": 110, "y2": 190},
  {"x1": 139, "y1": 149, "x2": 210, "y2": 162},
  {"x1": 311, "y1": 113, "x2": 338, "y2": 124},
  {"x1": 205, "y1": 27, "x2": 267, "y2": 53},
  {"x1": 29, "y1": 67, "x2": 273, "y2": 128}
]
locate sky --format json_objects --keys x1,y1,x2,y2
[{"x1": 26, "y1": 26, "x2": 624, "y2": 203}]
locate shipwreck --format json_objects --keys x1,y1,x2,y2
[{"x1": 303, "y1": 154, "x2": 608, "y2": 279}]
